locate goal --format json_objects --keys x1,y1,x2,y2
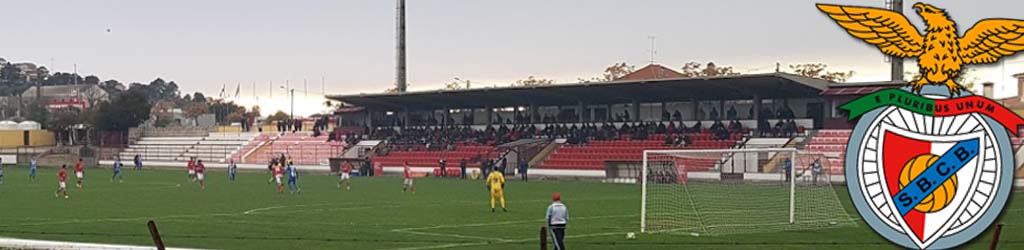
[{"x1": 640, "y1": 148, "x2": 854, "y2": 235}]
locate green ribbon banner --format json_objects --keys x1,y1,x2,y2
[
  {"x1": 840, "y1": 89, "x2": 935, "y2": 119},
  {"x1": 840, "y1": 88, "x2": 1024, "y2": 135}
]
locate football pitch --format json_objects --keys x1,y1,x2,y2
[{"x1": 0, "y1": 166, "x2": 1020, "y2": 250}]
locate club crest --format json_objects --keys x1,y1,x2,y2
[{"x1": 817, "y1": 2, "x2": 1024, "y2": 249}]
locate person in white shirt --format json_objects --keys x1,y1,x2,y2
[{"x1": 546, "y1": 193, "x2": 569, "y2": 250}]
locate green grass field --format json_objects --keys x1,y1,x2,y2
[{"x1": 0, "y1": 165, "x2": 1019, "y2": 250}]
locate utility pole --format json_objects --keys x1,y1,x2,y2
[{"x1": 888, "y1": 0, "x2": 904, "y2": 81}]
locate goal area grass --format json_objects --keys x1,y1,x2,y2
[{"x1": 0, "y1": 166, "x2": 1019, "y2": 249}]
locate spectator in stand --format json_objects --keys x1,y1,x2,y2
[
  {"x1": 661, "y1": 109, "x2": 671, "y2": 121},
  {"x1": 726, "y1": 106, "x2": 738, "y2": 120},
  {"x1": 672, "y1": 110, "x2": 682, "y2": 122},
  {"x1": 710, "y1": 108, "x2": 720, "y2": 121},
  {"x1": 761, "y1": 106, "x2": 775, "y2": 119},
  {"x1": 689, "y1": 121, "x2": 703, "y2": 133},
  {"x1": 696, "y1": 108, "x2": 706, "y2": 120},
  {"x1": 758, "y1": 119, "x2": 772, "y2": 137}
]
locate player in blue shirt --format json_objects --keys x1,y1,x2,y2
[
  {"x1": 111, "y1": 158, "x2": 124, "y2": 183},
  {"x1": 29, "y1": 157, "x2": 38, "y2": 182},
  {"x1": 286, "y1": 162, "x2": 300, "y2": 194},
  {"x1": 228, "y1": 159, "x2": 237, "y2": 182}
]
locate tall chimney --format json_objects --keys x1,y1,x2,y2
[
  {"x1": 395, "y1": 0, "x2": 407, "y2": 92},
  {"x1": 982, "y1": 82, "x2": 994, "y2": 98},
  {"x1": 889, "y1": 0, "x2": 904, "y2": 82}
]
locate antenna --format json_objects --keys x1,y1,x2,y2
[{"x1": 647, "y1": 36, "x2": 657, "y2": 64}]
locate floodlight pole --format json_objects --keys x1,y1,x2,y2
[{"x1": 290, "y1": 89, "x2": 295, "y2": 121}]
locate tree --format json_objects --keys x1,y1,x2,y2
[
  {"x1": 100, "y1": 80, "x2": 125, "y2": 96},
  {"x1": 182, "y1": 102, "x2": 209, "y2": 122},
  {"x1": 95, "y1": 89, "x2": 153, "y2": 131},
  {"x1": 679, "y1": 62, "x2": 741, "y2": 77},
  {"x1": 1, "y1": 64, "x2": 23, "y2": 82},
  {"x1": 905, "y1": 68, "x2": 980, "y2": 93},
  {"x1": 248, "y1": 105, "x2": 262, "y2": 119},
  {"x1": 43, "y1": 72, "x2": 83, "y2": 86},
  {"x1": 512, "y1": 76, "x2": 555, "y2": 87},
  {"x1": 23, "y1": 101, "x2": 50, "y2": 124},
  {"x1": 83, "y1": 75, "x2": 101, "y2": 85},
  {"x1": 267, "y1": 111, "x2": 290, "y2": 123},
  {"x1": 49, "y1": 108, "x2": 82, "y2": 142},
  {"x1": 788, "y1": 63, "x2": 855, "y2": 83},
  {"x1": 192, "y1": 92, "x2": 208, "y2": 103},
  {"x1": 578, "y1": 62, "x2": 636, "y2": 83},
  {"x1": 445, "y1": 77, "x2": 471, "y2": 90}
]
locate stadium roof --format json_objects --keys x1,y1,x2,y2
[
  {"x1": 820, "y1": 80, "x2": 905, "y2": 96},
  {"x1": 326, "y1": 72, "x2": 832, "y2": 111}
]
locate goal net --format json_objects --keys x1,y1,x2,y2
[{"x1": 640, "y1": 148, "x2": 855, "y2": 236}]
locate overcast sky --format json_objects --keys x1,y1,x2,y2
[{"x1": 3, "y1": 0, "x2": 1024, "y2": 116}]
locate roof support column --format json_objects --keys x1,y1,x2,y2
[
  {"x1": 719, "y1": 100, "x2": 726, "y2": 121},
  {"x1": 661, "y1": 102, "x2": 667, "y2": 121},
  {"x1": 578, "y1": 101, "x2": 585, "y2": 123},
  {"x1": 366, "y1": 108, "x2": 373, "y2": 128},
  {"x1": 631, "y1": 100, "x2": 640, "y2": 122},
  {"x1": 443, "y1": 108, "x2": 450, "y2": 128},
  {"x1": 691, "y1": 99, "x2": 700, "y2": 121},
  {"x1": 606, "y1": 104, "x2": 612, "y2": 121},
  {"x1": 402, "y1": 107, "x2": 409, "y2": 129},
  {"x1": 753, "y1": 95, "x2": 762, "y2": 133},
  {"x1": 529, "y1": 103, "x2": 537, "y2": 124},
  {"x1": 485, "y1": 106, "x2": 493, "y2": 127}
]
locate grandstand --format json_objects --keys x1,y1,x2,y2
[
  {"x1": 539, "y1": 132, "x2": 742, "y2": 170},
  {"x1": 326, "y1": 72, "x2": 855, "y2": 179},
  {"x1": 801, "y1": 129, "x2": 851, "y2": 174},
  {"x1": 235, "y1": 132, "x2": 345, "y2": 165},
  {"x1": 118, "y1": 132, "x2": 257, "y2": 163}
]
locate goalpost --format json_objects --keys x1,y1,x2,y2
[{"x1": 640, "y1": 148, "x2": 853, "y2": 236}]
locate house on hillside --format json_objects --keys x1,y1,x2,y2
[{"x1": 21, "y1": 85, "x2": 110, "y2": 110}]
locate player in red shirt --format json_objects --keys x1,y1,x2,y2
[
  {"x1": 195, "y1": 159, "x2": 206, "y2": 189},
  {"x1": 402, "y1": 162, "x2": 415, "y2": 193},
  {"x1": 273, "y1": 162, "x2": 285, "y2": 193},
  {"x1": 338, "y1": 161, "x2": 353, "y2": 190},
  {"x1": 187, "y1": 157, "x2": 196, "y2": 182},
  {"x1": 74, "y1": 158, "x2": 84, "y2": 188},
  {"x1": 55, "y1": 164, "x2": 69, "y2": 199}
]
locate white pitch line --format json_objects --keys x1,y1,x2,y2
[
  {"x1": 377, "y1": 231, "x2": 633, "y2": 250},
  {"x1": 392, "y1": 214, "x2": 637, "y2": 232}
]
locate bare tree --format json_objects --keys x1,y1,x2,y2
[
  {"x1": 788, "y1": 63, "x2": 855, "y2": 83},
  {"x1": 679, "y1": 62, "x2": 741, "y2": 77},
  {"x1": 512, "y1": 76, "x2": 555, "y2": 87}
]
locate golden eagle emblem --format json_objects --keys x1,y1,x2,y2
[{"x1": 817, "y1": 2, "x2": 1024, "y2": 94}]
